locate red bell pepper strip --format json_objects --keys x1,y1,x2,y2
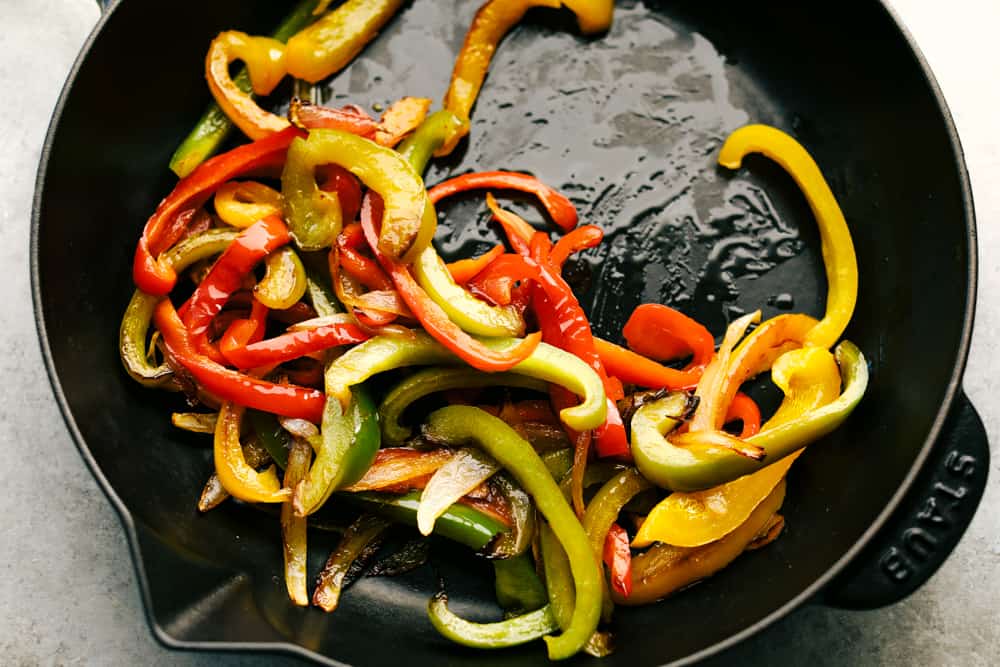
[
  {"x1": 623, "y1": 303, "x2": 715, "y2": 367},
  {"x1": 224, "y1": 320, "x2": 370, "y2": 369},
  {"x1": 726, "y1": 391, "x2": 762, "y2": 439},
  {"x1": 447, "y1": 244, "x2": 504, "y2": 285},
  {"x1": 484, "y1": 192, "x2": 535, "y2": 255},
  {"x1": 288, "y1": 98, "x2": 379, "y2": 138},
  {"x1": 153, "y1": 299, "x2": 325, "y2": 422},
  {"x1": 360, "y1": 193, "x2": 542, "y2": 372},
  {"x1": 549, "y1": 225, "x2": 603, "y2": 271},
  {"x1": 602, "y1": 522, "x2": 632, "y2": 599},
  {"x1": 219, "y1": 298, "x2": 269, "y2": 366},
  {"x1": 336, "y1": 223, "x2": 394, "y2": 291},
  {"x1": 593, "y1": 338, "x2": 703, "y2": 391},
  {"x1": 428, "y1": 171, "x2": 578, "y2": 232},
  {"x1": 180, "y1": 216, "x2": 291, "y2": 355},
  {"x1": 321, "y1": 165, "x2": 363, "y2": 225},
  {"x1": 133, "y1": 126, "x2": 303, "y2": 296}
]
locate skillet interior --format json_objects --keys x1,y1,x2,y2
[{"x1": 34, "y1": 0, "x2": 972, "y2": 664}]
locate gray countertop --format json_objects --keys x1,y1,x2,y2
[{"x1": 2, "y1": 1, "x2": 997, "y2": 665}]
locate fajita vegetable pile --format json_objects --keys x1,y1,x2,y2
[{"x1": 119, "y1": 0, "x2": 868, "y2": 659}]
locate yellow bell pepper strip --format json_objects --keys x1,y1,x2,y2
[
  {"x1": 719, "y1": 125, "x2": 858, "y2": 349},
  {"x1": 206, "y1": 31, "x2": 289, "y2": 141},
  {"x1": 379, "y1": 367, "x2": 547, "y2": 445},
  {"x1": 632, "y1": 346, "x2": 842, "y2": 548},
  {"x1": 560, "y1": 0, "x2": 614, "y2": 34},
  {"x1": 286, "y1": 0, "x2": 405, "y2": 83},
  {"x1": 494, "y1": 553, "x2": 548, "y2": 613},
  {"x1": 325, "y1": 331, "x2": 607, "y2": 432},
  {"x1": 214, "y1": 402, "x2": 291, "y2": 503},
  {"x1": 413, "y1": 248, "x2": 527, "y2": 337},
  {"x1": 292, "y1": 386, "x2": 380, "y2": 516},
  {"x1": 121, "y1": 229, "x2": 238, "y2": 388},
  {"x1": 632, "y1": 341, "x2": 869, "y2": 492},
  {"x1": 285, "y1": 129, "x2": 436, "y2": 260},
  {"x1": 254, "y1": 247, "x2": 308, "y2": 310},
  {"x1": 440, "y1": 0, "x2": 561, "y2": 155},
  {"x1": 198, "y1": 437, "x2": 272, "y2": 512},
  {"x1": 168, "y1": 0, "x2": 322, "y2": 177},
  {"x1": 423, "y1": 406, "x2": 602, "y2": 660},
  {"x1": 418, "y1": 448, "x2": 501, "y2": 536},
  {"x1": 613, "y1": 480, "x2": 787, "y2": 606},
  {"x1": 281, "y1": 437, "x2": 312, "y2": 606},
  {"x1": 313, "y1": 513, "x2": 392, "y2": 611},
  {"x1": 171, "y1": 411, "x2": 218, "y2": 433},
  {"x1": 428, "y1": 593, "x2": 560, "y2": 649},
  {"x1": 213, "y1": 181, "x2": 283, "y2": 228},
  {"x1": 689, "y1": 310, "x2": 760, "y2": 433}
]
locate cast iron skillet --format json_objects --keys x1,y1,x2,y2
[{"x1": 32, "y1": 0, "x2": 990, "y2": 665}]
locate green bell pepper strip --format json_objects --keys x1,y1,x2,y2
[
  {"x1": 247, "y1": 409, "x2": 291, "y2": 469},
  {"x1": 293, "y1": 386, "x2": 380, "y2": 515},
  {"x1": 120, "y1": 229, "x2": 238, "y2": 387},
  {"x1": 255, "y1": 247, "x2": 307, "y2": 310},
  {"x1": 168, "y1": 0, "x2": 323, "y2": 178},
  {"x1": 423, "y1": 406, "x2": 602, "y2": 660},
  {"x1": 633, "y1": 341, "x2": 869, "y2": 492},
  {"x1": 397, "y1": 109, "x2": 466, "y2": 175},
  {"x1": 343, "y1": 491, "x2": 507, "y2": 551},
  {"x1": 379, "y1": 367, "x2": 547, "y2": 445},
  {"x1": 326, "y1": 331, "x2": 607, "y2": 432},
  {"x1": 490, "y1": 473, "x2": 536, "y2": 558},
  {"x1": 284, "y1": 129, "x2": 437, "y2": 260},
  {"x1": 428, "y1": 593, "x2": 559, "y2": 649},
  {"x1": 494, "y1": 553, "x2": 548, "y2": 613},
  {"x1": 582, "y1": 468, "x2": 651, "y2": 564},
  {"x1": 541, "y1": 449, "x2": 574, "y2": 481}
]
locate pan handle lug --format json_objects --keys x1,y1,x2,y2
[
  {"x1": 95, "y1": 0, "x2": 114, "y2": 13},
  {"x1": 823, "y1": 389, "x2": 989, "y2": 609}
]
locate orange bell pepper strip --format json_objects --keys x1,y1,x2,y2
[
  {"x1": 206, "y1": 31, "x2": 289, "y2": 140},
  {"x1": 726, "y1": 392, "x2": 762, "y2": 439},
  {"x1": 549, "y1": 225, "x2": 603, "y2": 270},
  {"x1": 429, "y1": 172, "x2": 578, "y2": 232},
  {"x1": 623, "y1": 303, "x2": 715, "y2": 368},
  {"x1": 360, "y1": 193, "x2": 541, "y2": 372},
  {"x1": 447, "y1": 244, "x2": 505, "y2": 284},
  {"x1": 593, "y1": 339, "x2": 702, "y2": 391}
]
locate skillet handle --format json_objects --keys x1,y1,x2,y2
[
  {"x1": 95, "y1": 0, "x2": 114, "y2": 13},
  {"x1": 823, "y1": 389, "x2": 989, "y2": 609}
]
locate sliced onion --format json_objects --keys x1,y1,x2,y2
[
  {"x1": 279, "y1": 416, "x2": 320, "y2": 439},
  {"x1": 417, "y1": 448, "x2": 500, "y2": 536},
  {"x1": 287, "y1": 313, "x2": 357, "y2": 332},
  {"x1": 343, "y1": 448, "x2": 455, "y2": 492}
]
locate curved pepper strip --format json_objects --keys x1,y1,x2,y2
[
  {"x1": 213, "y1": 181, "x2": 284, "y2": 228},
  {"x1": 374, "y1": 96, "x2": 432, "y2": 147},
  {"x1": 121, "y1": 229, "x2": 238, "y2": 387},
  {"x1": 214, "y1": 402, "x2": 290, "y2": 503},
  {"x1": 293, "y1": 386, "x2": 380, "y2": 516},
  {"x1": 440, "y1": 0, "x2": 561, "y2": 154},
  {"x1": 448, "y1": 244, "x2": 505, "y2": 284},
  {"x1": 719, "y1": 125, "x2": 858, "y2": 349},
  {"x1": 623, "y1": 303, "x2": 715, "y2": 368},
  {"x1": 727, "y1": 392, "x2": 762, "y2": 439},
  {"x1": 289, "y1": 98, "x2": 379, "y2": 138},
  {"x1": 379, "y1": 367, "x2": 547, "y2": 445},
  {"x1": 218, "y1": 297, "x2": 269, "y2": 366},
  {"x1": 632, "y1": 341, "x2": 868, "y2": 492},
  {"x1": 560, "y1": 0, "x2": 614, "y2": 34},
  {"x1": 494, "y1": 553, "x2": 548, "y2": 613},
  {"x1": 594, "y1": 339, "x2": 701, "y2": 390},
  {"x1": 224, "y1": 320, "x2": 370, "y2": 369},
  {"x1": 153, "y1": 299, "x2": 326, "y2": 422},
  {"x1": 428, "y1": 171, "x2": 578, "y2": 232},
  {"x1": 255, "y1": 247, "x2": 307, "y2": 310},
  {"x1": 423, "y1": 406, "x2": 602, "y2": 661},
  {"x1": 325, "y1": 331, "x2": 606, "y2": 432},
  {"x1": 689, "y1": 311, "x2": 761, "y2": 433},
  {"x1": 613, "y1": 481, "x2": 787, "y2": 606},
  {"x1": 285, "y1": 0, "x2": 404, "y2": 83},
  {"x1": 205, "y1": 31, "x2": 289, "y2": 141},
  {"x1": 429, "y1": 594, "x2": 559, "y2": 650},
  {"x1": 360, "y1": 193, "x2": 542, "y2": 372},
  {"x1": 281, "y1": 437, "x2": 312, "y2": 605},
  {"x1": 550, "y1": 225, "x2": 602, "y2": 270},
  {"x1": 633, "y1": 346, "x2": 841, "y2": 548},
  {"x1": 337, "y1": 223, "x2": 394, "y2": 291},
  {"x1": 135, "y1": 126, "x2": 303, "y2": 296}
]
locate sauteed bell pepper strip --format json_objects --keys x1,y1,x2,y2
[
  {"x1": 379, "y1": 367, "x2": 548, "y2": 445},
  {"x1": 255, "y1": 247, "x2": 307, "y2": 310},
  {"x1": 218, "y1": 298, "x2": 268, "y2": 366},
  {"x1": 285, "y1": 0, "x2": 404, "y2": 83},
  {"x1": 594, "y1": 339, "x2": 701, "y2": 390},
  {"x1": 223, "y1": 319, "x2": 370, "y2": 369},
  {"x1": 205, "y1": 31, "x2": 289, "y2": 141},
  {"x1": 154, "y1": 299, "x2": 326, "y2": 422},
  {"x1": 440, "y1": 0, "x2": 561, "y2": 155},
  {"x1": 448, "y1": 244, "x2": 505, "y2": 284},
  {"x1": 494, "y1": 553, "x2": 548, "y2": 613},
  {"x1": 428, "y1": 171, "x2": 579, "y2": 232},
  {"x1": 344, "y1": 491, "x2": 508, "y2": 551},
  {"x1": 582, "y1": 468, "x2": 651, "y2": 591},
  {"x1": 337, "y1": 223, "x2": 394, "y2": 291},
  {"x1": 248, "y1": 409, "x2": 291, "y2": 468},
  {"x1": 168, "y1": 0, "x2": 321, "y2": 177},
  {"x1": 293, "y1": 386, "x2": 380, "y2": 516},
  {"x1": 121, "y1": 229, "x2": 239, "y2": 387},
  {"x1": 213, "y1": 181, "x2": 283, "y2": 228},
  {"x1": 360, "y1": 194, "x2": 542, "y2": 372},
  {"x1": 603, "y1": 523, "x2": 632, "y2": 599},
  {"x1": 727, "y1": 392, "x2": 762, "y2": 438},
  {"x1": 374, "y1": 96, "x2": 433, "y2": 147},
  {"x1": 632, "y1": 341, "x2": 868, "y2": 492},
  {"x1": 719, "y1": 125, "x2": 858, "y2": 350},
  {"x1": 429, "y1": 594, "x2": 560, "y2": 649},
  {"x1": 423, "y1": 406, "x2": 602, "y2": 661},
  {"x1": 324, "y1": 331, "x2": 606, "y2": 432},
  {"x1": 288, "y1": 129, "x2": 437, "y2": 260},
  {"x1": 289, "y1": 98, "x2": 380, "y2": 139},
  {"x1": 135, "y1": 126, "x2": 303, "y2": 296},
  {"x1": 614, "y1": 481, "x2": 787, "y2": 606},
  {"x1": 549, "y1": 225, "x2": 602, "y2": 270},
  {"x1": 633, "y1": 346, "x2": 842, "y2": 548},
  {"x1": 281, "y1": 437, "x2": 312, "y2": 605},
  {"x1": 396, "y1": 109, "x2": 467, "y2": 174},
  {"x1": 214, "y1": 402, "x2": 291, "y2": 503},
  {"x1": 180, "y1": 216, "x2": 291, "y2": 357},
  {"x1": 561, "y1": 0, "x2": 614, "y2": 34},
  {"x1": 623, "y1": 303, "x2": 715, "y2": 367}
]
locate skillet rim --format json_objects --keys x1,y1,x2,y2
[{"x1": 29, "y1": 1, "x2": 978, "y2": 665}]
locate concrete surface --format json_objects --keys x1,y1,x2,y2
[{"x1": 1, "y1": 0, "x2": 997, "y2": 665}]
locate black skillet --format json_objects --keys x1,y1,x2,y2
[{"x1": 32, "y1": 0, "x2": 990, "y2": 665}]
